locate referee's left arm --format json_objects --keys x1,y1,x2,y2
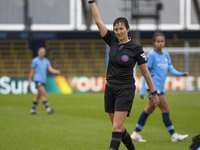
[
  {"x1": 139, "y1": 64, "x2": 159, "y2": 106},
  {"x1": 139, "y1": 64, "x2": 155, "y2": 93}
]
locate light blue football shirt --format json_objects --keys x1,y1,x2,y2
[
  {"x1": 140, "y1": 49, "x2": 185, "y2": 95},
  {"x1": 31, "y1": 57, "x2": 50, "y2": 83}
]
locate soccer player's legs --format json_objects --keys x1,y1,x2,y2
[
  {"x1": 109, "y1": 111, "x2": 127, "y2": 150},
  {"x1": 112, "y1": 85, "x2": 136, "y2": 150},
  {"x1": 109, "y1": 112, "x2": 135, "y2": 150},
  {"x1": 105, "y1": 85, "x2": 122, "y2": 150},
  {"x1": 158, "y1": 95, "x2": 188, "y2": 142},
  {"x1": 158, "y1": 95, "x2": 170, "y2": 113},
  {"x1": 109, "y1": 113, "x2": 114, "y2": 124},
  {"x1": 33, "y1": 91, "x2": 41, "y2": 102},
  {"x1": 134, "y1": 100, "x2": 156, "y2": 130},
  {"x1": 105, "y1": 85, "x2": 136, "y2": 150},
  {"x1": 38, "y1": 85, "x2": 55, "y2": 114},
  {"x1": 114, "y1": 85, "x2": 135, "y2": 117},
  {"x1": 132, "y1": 94, "x2": 156, "y2": 142},
  {"x1": 38, "y1": 85, "x2": 47, "y2": 102},
  {"x1": 158, "y1": 95, "x2": 174, "y2": 135},
  {"x1": 110, "y1": 111, "x2": 135, "y2": 150},
  {"x1": 30, "y1": 87, "x2": 41, "y2": 115},
  {"x1": 104, "y1": 85, "x2": 115, "y2": 114}
]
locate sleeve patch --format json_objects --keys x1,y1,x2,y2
[{"x1": 140, "y1": 53, "x2": 146, "y2": 61}]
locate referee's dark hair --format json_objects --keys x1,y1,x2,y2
[
  {"x1": 152, "y1": 32, "x2": 165, "y2": 42},
  {"x1": 113, "y1": 17, "x2": 130, "y2": 29}
]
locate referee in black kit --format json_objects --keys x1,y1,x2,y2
[{"x1": 89, "y1": 0, "x2": 159, "y2": 150}]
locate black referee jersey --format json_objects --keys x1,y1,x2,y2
[{"x1": 102, "y1": 30, "x2": 147, "y2": 86}]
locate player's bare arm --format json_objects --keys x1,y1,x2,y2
[
  {"x1": 48, "y1": 66, "x2": 60, "y2": 75},
  {"x1": 139, "y1": 63, "x2": 159, "y2": 106},
  {"x1": 140, "y1": 95, "x2": 144, "y2": 99},
  {"x1": 184, "y1": 72, "x2": 189, "y2": 76},
  {"x1": 28, "y1": 68, "x2": 35, "y2": 88},
  {"x1": 89, "y1": 0, "x2": 107, "y2": 37}
]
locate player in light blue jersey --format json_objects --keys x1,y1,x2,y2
[
  {"x1": 28, "y1": 47, "x2": 60, "y2": 115},
  {"x1": 131, "y1": 32, "x2": 189, "y2": 142}
]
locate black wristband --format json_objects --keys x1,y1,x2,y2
[
  {"x1": 88, "y1": 1, "x2": 95, "y2": 4},
  {"x1": 151, "y1": 90, "x2": 157, "y2": 95}
]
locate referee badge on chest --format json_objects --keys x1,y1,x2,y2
[{"x1": 121, "y1": 54, "x2": 129, "y2": 62}]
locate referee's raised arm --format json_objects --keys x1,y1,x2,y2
[{"x1": 89, "y1": 0, "x2": 108, "y2": 37}]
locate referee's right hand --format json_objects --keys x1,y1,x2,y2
[{"x1": 151, "y1": 95, "x2": 159, "y2": 106}]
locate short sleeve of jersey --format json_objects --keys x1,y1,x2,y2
[
  {"x1": 31, "y1": 59, "x2": 36, "y2": 68},
  {"x1": 146, "y1": 53, "x2": 155, "y2": 69},
  {"x1": 166, "y1": 52, "x2": 172, "y2": 66},
  {"x1": 135, "y1": 46, "x2": 147, "y2": 65},
  {"x1": 102, "y1": 30, "x2": 114, "y2": 46},
  {"x1": 46, "y1": 58, "x2": 51, "y2": 67}
]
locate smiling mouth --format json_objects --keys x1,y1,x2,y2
[{"x1": 157, "y1": 46, "x2": 163, "y2": 50}]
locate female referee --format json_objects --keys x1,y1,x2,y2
[
  {"x1": 89, "y1": 1, "x2": 159, "y2": 149},
  {"x1": 28, "y1": 47, "x2": 60, "y2": 115},
  {"x1": 131, "y1": 32, "x2": 189, "y2": 142}
]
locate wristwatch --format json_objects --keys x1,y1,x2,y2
[{"x1": 151, "y1": 90, "x2": 157, "y2": 95}]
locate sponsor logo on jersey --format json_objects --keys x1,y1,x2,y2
[
  {"x1": 121, "y1": 55, "x2": 129, "y2": 62},
  {"x1": 157, "y1": 63, "x2": 168, "y2": 68}
]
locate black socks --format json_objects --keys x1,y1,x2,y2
[
  {"x1": 110, "y1": 130, "x2": 135, "y2": 150},
  {"x1": 110, "y1": 132, "x2": 122, "y2": 150},
  {"x1": 122, "y1": 129, "x2": 135, "y2": 150}
]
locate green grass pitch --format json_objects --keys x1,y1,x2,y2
[{"x1": 0, "y1": 93, "x2": 199, "y2": 150}]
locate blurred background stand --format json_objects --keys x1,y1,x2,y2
[{"x1": 24, "y1": 0, "x2": 32, "y2": 31}]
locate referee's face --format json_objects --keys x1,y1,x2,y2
[{"x1": 113, "y1": 22, "x2": 129, "y2": 43}]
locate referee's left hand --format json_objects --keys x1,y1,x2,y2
[{"x1": 151, "y1": 95, "x2": 159, "y2": 106}]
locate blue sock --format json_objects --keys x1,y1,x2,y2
[
  {"x1": 43, "y1": 101, "x2": 49, "y2": 108},
  {"x1": 135, "y1": 111, "x2": 149, "y2": 132},
  {"x1": 162, "y1": 113, "x2": 175, "y2": 135},
  {"x1": 32, "y1": 102, "x2": 38, "y2": 109}
]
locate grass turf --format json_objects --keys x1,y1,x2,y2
[{"x1": 0, "y1": 93, "x2": 199, "y2": 150}]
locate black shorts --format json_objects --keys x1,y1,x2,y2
[
  {"x1": 104, "y1": 83, "x2": 136, "y2": 117},
  {"x1": 35, "y1": 81, "x2": 45, "y2": 88}
]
